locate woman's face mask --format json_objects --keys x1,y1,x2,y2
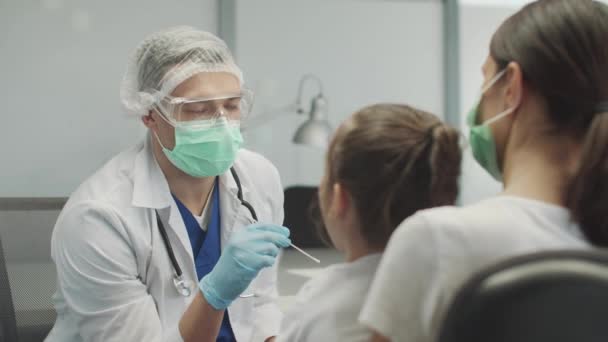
[{"x1": 467, "y1": 69, "x2": 517, "y2": 181}]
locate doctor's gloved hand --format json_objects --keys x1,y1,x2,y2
[{"x1": 199, "y1": 223, "x2": 291, "y2": 310}]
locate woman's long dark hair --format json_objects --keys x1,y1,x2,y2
[{"x1": 491, "y1": 0, "x2": 608, "y2": 245}]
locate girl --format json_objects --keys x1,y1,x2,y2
[{"x1": 278, "y1": 103, "x2": 462, "y2": 341}]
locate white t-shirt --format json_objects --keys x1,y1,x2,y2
[
  {"x1": 359, "y1": 195, "x2": 589, "y2": 342},
  {"x1": 278, "y1": 253, "x2": 382, "y2": 342}
]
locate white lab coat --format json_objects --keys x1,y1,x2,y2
[{"x1": 46, "y1": 134, "x2": 285, "y2": 342}]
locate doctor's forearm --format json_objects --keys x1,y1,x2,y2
[{"x1": 179, "y1": 292, "x2": 225, "y2": 342}]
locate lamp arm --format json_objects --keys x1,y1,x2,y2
[
  {"x1": 242, "y1": 74, "x2": 326, "y2": 131},
  {"x1": 241, "y1": 103, "x2": 299, "y2": 131},
  {"x1": 295, "y1": 74, "x2": 324, "y2": 113}
]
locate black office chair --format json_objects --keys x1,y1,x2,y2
[
  {"x1": 0, "y1": 236, "x2": 19, "y2": 342},
  {"x1": 0, "y1": 198, "x2": 63, "y2": 342},
  {"x1": 283, "y1": 186, "x2": 328, "y2": 248},
  {"x1": 438, "y1": 250, "x2": 608, "y2": 342}
]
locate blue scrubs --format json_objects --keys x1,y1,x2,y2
[{"x1": 173, "y1": 178, "x2": 236, "y2": 342}]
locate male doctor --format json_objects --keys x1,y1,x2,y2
[{"x1": 46, "y1": 26, "x2": 290, "y2": 342}]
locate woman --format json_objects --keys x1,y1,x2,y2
[
  {"x1": 360, "y1": 1, "x2": 608, "y2": 341},
  {"x1": 277, "y1": 104, "x2": 461, "y2": 341},
  {"x1": 47, "y1": 26, "x2": 289, "y2": 342}
]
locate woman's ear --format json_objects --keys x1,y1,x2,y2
[{"x1": 504, "y1": 61, "x2": 524, "y2": 111}]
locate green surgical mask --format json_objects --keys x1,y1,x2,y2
[
  {"x1": 467, "y1": 69, "x2": 515, "y2": 181},
  {"x1": 156, "y1": 118, "x2": 244, "y2": 177}
]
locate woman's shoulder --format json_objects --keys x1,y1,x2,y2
[
  {"x1": 413, "y1": 196, "x2": 525, "y2": 231},
  {"x1": 388, "y1": 196, "x2": 534, "y2": 253},
  {"x1": 390, "y1": 195, "x2": 581, "y2": 266}
]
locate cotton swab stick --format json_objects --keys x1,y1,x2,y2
[{"x1": 290, "y1": 243, "x2": 321, "y2": 263}]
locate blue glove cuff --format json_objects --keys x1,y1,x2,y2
[{"x1": 199, "y1": 275, "x2": 232, "y2": 310}]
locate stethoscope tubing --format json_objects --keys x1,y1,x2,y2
[{"x1": 156, "y1": 167, "x2": 258, "y2": 296}]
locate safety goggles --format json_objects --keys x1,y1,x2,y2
[{"x1": 155, "y1": 88, "x2": 253, "y2": 127}]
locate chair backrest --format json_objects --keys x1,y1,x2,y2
[
  {"x1": 438, "y1": 250, "x2": 608, "y2": 342},
  {"x1": 283, "y1": 186, "x2": 326, "y2": 248},
  {"x1": 0, "y1": 198, "x2": 65, "y2": 342},
  {"x1": 0, "y1": 236, "x2": 19, "y2": 342}
]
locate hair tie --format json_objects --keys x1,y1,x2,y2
[{"x1": 427, "y1": 123, "x2": 442, "y2": 141}]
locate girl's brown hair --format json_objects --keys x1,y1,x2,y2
[{"x1": 321, "y1": 103, "x2": 461, "y2": 248}]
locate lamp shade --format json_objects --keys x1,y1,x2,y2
[
  {"x1": 293, "y1": 119, "x2": 332, "y2": 148},
  {"x1": 292, "y1": 94, "x2": 332, "y2": 148}
]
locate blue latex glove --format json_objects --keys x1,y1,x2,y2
[{"x1": 199, "y1": 223, "x2": 291, "y2": 310}]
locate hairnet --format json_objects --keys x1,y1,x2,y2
[{"x1": 120, "y1": 26, "x2": 244, "y2": 116}]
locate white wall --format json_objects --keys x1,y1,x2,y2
[
  {"x1": 235, "y1": 0, "x2": 444, "y2": 188},
  {"x1": 0, "y1": 0, "x2": 217, "y2": 197},
  {"x1": 1, "y1": 0, "x2": 446, "y2": 194}
]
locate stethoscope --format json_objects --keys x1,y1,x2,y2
[{"x1": 156, "y1": 167, "x2": 258, "y2": 297}]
